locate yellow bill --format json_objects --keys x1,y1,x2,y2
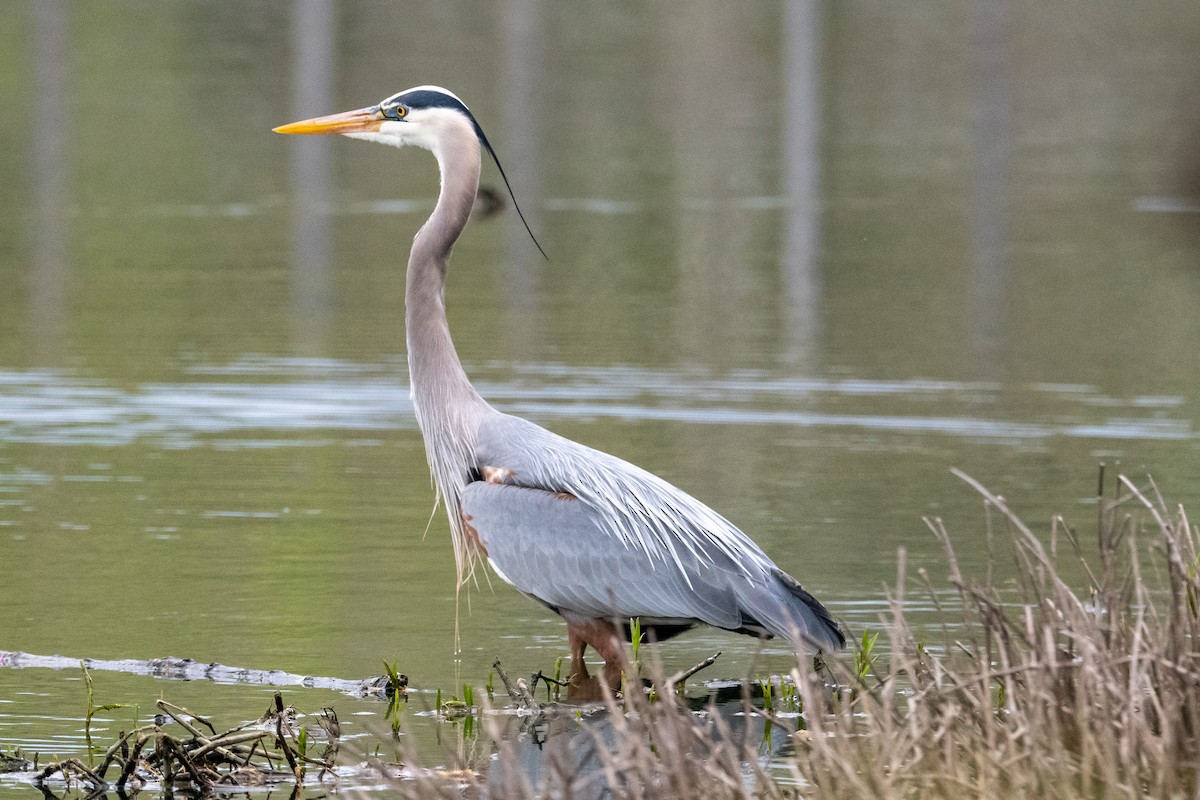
[{"x1": 273, "y1": 107, "x2": 383, "y2": 135}]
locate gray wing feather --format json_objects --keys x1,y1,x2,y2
[
  {"x1": 463, "y1": 481, "x2": 746, "y2": 628},
  {"x1": 475, "y1": 414, "x2": 777, "y2": 579},
  {"x1": 462, "y1": 471, "x2": 845, "y2": 652},
  {"x1": 468, "y1": 411, "x2": 844, "y2": 652}
]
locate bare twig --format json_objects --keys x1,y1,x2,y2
[
  {"x1": 492, "y1": 658, "x2": 538, "y2": 711},
  {"x1": 115, "y1": 733, "x2": 152, "y2": 790},
  {"x1": 272, "y1": 692, "x2": 302, "y2": 781},
  {"x1": 156, "y1": 700, "x2": 218, "y2": 735},
  {"x1": 665, "y1": 652, "x2": 722, "y2": 689},
  {"x1": 35, "y1": 758, "x2": 106, "y2": 789}
]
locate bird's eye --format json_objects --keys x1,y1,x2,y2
[{"x1": 392, "y1": 105, "x2": 407, "y2": 119}]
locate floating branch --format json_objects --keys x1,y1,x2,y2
[{"x1": 30, "y1": 691, "x2": 333, "y2": 793}]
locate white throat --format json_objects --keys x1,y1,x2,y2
[{"x1": 344, "y1": 107, "x2": 477, "y2": 157}]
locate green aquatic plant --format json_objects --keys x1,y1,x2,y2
[
  {"x1": 854, "y1": 628, "x2": 879, "y2": 683},
  {"x1": 440, "y1": 690, "x2": 471, "y2": 719},
  {"x1": 552, "y1": 656, "x2": 564, "y2": 701},
  {"x1": 758, "y1": 676, "x2": 775, "y2": 712},
  {"x1": 81, "y1": 664, "x2": 126, "y2": 766},
  {"x1": 623, "y1": 617, "x2": 646, "y2": 696},
  {"x1": 382, "y1": 658, "x2": 405, "y2": 690},
  {"x1": 780, "y1": 676, "x2": 802, "y2": 714},
  {"x1": 629, "y1": 617, "x2": 644, "y2": 667},
  {"x1": 382, "y1": 659, "x2": 408, "y2": 735}
]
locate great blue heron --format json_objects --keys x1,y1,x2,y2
[{"x1": 275, "y1": 86, "x2": 844, "y2": 687}]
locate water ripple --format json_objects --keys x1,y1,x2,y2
[{"x1": 0, "y1": 359, "x2": 1190, "y2": 449}]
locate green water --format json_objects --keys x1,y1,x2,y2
[{"x1": 2, "y1": 0, "x2": 1200, "y2": 791}]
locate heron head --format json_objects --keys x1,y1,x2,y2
[
  {"x1": 274, "y1": 85, "x2": 548, "y2": 259},
  {"x1": 273, "y1": 85, "x2": 481, "y2": 152}
]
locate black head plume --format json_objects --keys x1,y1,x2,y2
[
  {"x1": 477, "y1": 133, "x2": 548, "y2": 261},
  {"x1": 385, "y1": 87, "x2": 548, "y2": 261}
]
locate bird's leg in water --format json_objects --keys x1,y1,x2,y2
[{"x1": 566, "y1": 618, "x2": 625, "y2": 688}]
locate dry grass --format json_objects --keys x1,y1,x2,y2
[
  {"x1": 784, "y1": 469, "x2": 1200, "y2": 799},
  {"x1": 394, "y1": 469, "x2": 1200, "y2": 799}
]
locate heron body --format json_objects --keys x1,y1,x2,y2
[{"x1": 275, "y1": 87, "x2": 844, "y2": 687}]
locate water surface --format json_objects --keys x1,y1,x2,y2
[{"x1": 2, "y1": 0, "x2": 1200, "y2": 792}]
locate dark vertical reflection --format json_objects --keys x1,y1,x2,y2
[
  {"x1": 500, "y1": 0, "x2": 545, "y2": 355},
  {"x1": 968, "y1": 0, "x2": 1012, "y2": 375},
  {"x1": 29, "y1": 0, "x2": 71, "y2": 363},
  {"x1": 781, "y1": 0, "x2": 824, "y2": 369},
  {"x1": 288, "y1": 0, "x2": 336, "y2": 356},
  {"x1": 665, "y1": 2, "x2": 774, "y2": 366}
]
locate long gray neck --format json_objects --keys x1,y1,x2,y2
[
  {"x1": 405, "y1": 117, "x2": 496, "y2": 593},
  {"x1": 406, "y1": 125, "x2": 487, "y2": 414},
  {"x1": 405, "y1": 119, "x2": 491, "y2": 496}
]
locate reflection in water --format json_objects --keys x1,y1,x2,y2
[
  {"x1": 287, "y1": 0, "x2": 337, "y2": 355},
  {"x1": 500, "y1": 0, "x2": 546, "y2": 354},
  {"x1": 781, "y1": 0, "x2": 825, "y2": 368},
  {"x1": 668, "y1": 4, "x2": 776, "y2": 368},
  {"x1": 484, "y1": 694, "x2": 778, "y2": 799},
  {"x1": 662, "y1": 2, "x2": 780, "y2": 526},
  {"x1": 968, "y1": 0, "x2": 1012, "y2": 376},
  {"x1": 29, "y1": 0, "x2": 70, "y2": 364}
]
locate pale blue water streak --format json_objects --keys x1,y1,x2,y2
[{"x1": 0, "y1": 359, "x2": 1189, "y2": 449}]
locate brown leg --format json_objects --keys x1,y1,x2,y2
[
  {"x1": 567, "y1": 623, "x2": 591, "y2": 681},
  {"x1": 565, "y1": 618, "x2": 626, "y2": 691}
]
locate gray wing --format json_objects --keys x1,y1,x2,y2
[
  {"x1": 465, "y1": 412, "x2": 845, "y2": 652},
  {"x1": 474, "y1": 413, "x2": 779, "y2": 580},
  {"x1": 463, "y1": 481, "x2": 748, "y2": 628}
]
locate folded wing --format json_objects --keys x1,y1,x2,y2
[{"x1": 461, "y1": 480, "x2": 843, "y2": 652}]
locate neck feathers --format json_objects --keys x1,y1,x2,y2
[
  {"x1": 403, "y1": 111, "x2": 491, "y2": 591},
  {"x1": 412, "y1": 112, "x2": 482, "y2": 266},
  {"x1": 405, "y1": 112, "x2": 484, "y2": 414}
]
